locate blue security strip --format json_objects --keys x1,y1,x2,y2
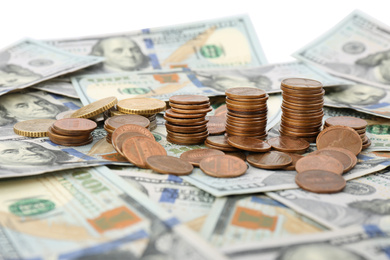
[
  {"x1": 48, "y1": 93, "x2": 63, "y2": 100},
  {"x1": 61, "y1": 148, "x2": 96, "y2": 161},
  {"x1": 251, "y1": 196, "x2": 287, "y2": 208},
  {"x1": 357, "y1": 154, "x2": 374, "y2": 161},
  {"x1": 163, "y1": 217, "x2": 181, "y2": 228},
  {"x1": 363, "y1": 225, "x2": 387, "y2": 238},
  {"x1": 167, "y1": 175, "x2": 183, "y2": 183},
  {"x1": 143, "y1": 38, "x2": 154, "y2": 49},
  {"x1": 364, "y1": 102, "x2": 390, "y2": 109},
  {"x1": 63, "y1": 102, "x2": 81, "y2": 110},
  {"x1": 159, "y1": 188, "x2": 179, "y2": 204},
  {"x1": 59, "y1": 229, "x2": 148, "y2": 260},
  {"x1": 186, "y1": 72, "x2": 205, "y2": 88},
  {"x1": 142, "y1": 28, "x2": 150, "y2": 34},
  {"x1": 148, "y1": 54, "x2": 161, "y2": 69}
]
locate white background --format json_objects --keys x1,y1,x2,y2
[{"x1": 1, "y1": 0, "x2": 389, "y2": 64}]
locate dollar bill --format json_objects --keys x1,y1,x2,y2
[
  {"x1": 200, "y1": 195, "x2": 325, "y2": 248},
  {"x1": 0, "y1": 166, "x2": 227, "y2": 260},
  {"x1": 293, "y1": 10, "x2": 390, "y2": 89},
  {"x1": 267, "y1": 169, "x2": 390, "y2": 230},
  {"x1": 0, "y1": 38, "x2": 103, "y2": 96},
  {"x1": 33, "y1": 78, "x2": 79, "y2": 98},
  {"x1": 111, "y1": 167, "x2": 215, "y2": 227},
  {"x1": 46, "y1": 15, "x2": 267, "y2": 73},
  {"x1": 0, "y1": 89, "x2": 82, "y2": 140},
  {"x1": 223, "y1": 225, "x2": 390, "y2": 260}
]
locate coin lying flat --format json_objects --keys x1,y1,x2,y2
[
  {"x1": 52, "y1": 118, "x2": 97, "y2": 136},
  {"x1": 105, "y1": 115, "x2": 150, "y2": 130},
  {"x1": 13, "y1": 119, "x2": 56, "y2": 137},
  {"x1": 112, "y1": 124, "x2": 154, "y2": 147},
  {"x1": 246, "y1": 151, "x2": 292, "y2": 169},
  {"x1": 169, "y1": 95, "x2": 209, "y2": 105},
  {"x1": 199, "y1": 155, "x2": 247, "y2": 178},
  {"x1": 295, "y1": 170, "x2": 346, "y2": 193},
  {"x1": 283, "y1": 153, "x2": 304, "y2": 171},
  {"x1": 325, "y1": 116, "x2": 367, "y2": 129},
  {"x1": 227, "y1": 136, "x2": 271, "y2": 152},
  {"x1": 180, "y1": 148, "x2": 225, "y2": 167},
  {"x1": 308, "y1": 147, "x2": 357, "y2": 173},
  {"x1": 225, "y1": 87, "x2": 267, "y2": 99},
  {"x1": 71, "y1": 96, "x2": 117, "y2": 118},
  {"x1": 146, "y1": 155, "x2": 193, "y2": 175},
  {"x1": 267, "y1": 136, "x2": 310, "y2": 153},
  {"x1": 114, "y1": 132, "x2": 149, "y2": 156},
  {"x1": 295, "y1": 154, "x2": 344, "y2": 175},
  {"x1": 117, "y1": 98, "x2": 166, "y2": 115},
  {"x1": 316, "y1": 125, "x2": 362, "y2": 155}
]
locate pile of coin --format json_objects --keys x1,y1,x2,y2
[
  {"x1": 225, "y1": 87, "x2": 268, "y2": 139},
  {"x1": 71, "y1": 96, "x2": 118, "y2": 119},
  {"x1": 324, "y1": 116, "x2": 371, "y2": 149},
  {"x1": 47, "y1": 118, "x2": 97, "y2": 146},
  {"x1": 104, "y1": 114, "x2": 150, "y2": 143},
  {"x1": 279, "y1": 78, "x2": 324, "y2": 143},
  {"x1": 165, "y1": 95, "x2": 211, "y2": 145}
]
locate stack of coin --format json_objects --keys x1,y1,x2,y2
[
  {"x1": 165, "y1": 95, "x2": 211, "y2": 145},
  {"x1": 225, "y1": 87, "x2": 268, "y2": 139},
  {"x1": 114, "y1": 98, "x2": 166, "y2": 131},
  {"x1": 104, "y1": 114, "x2": 150, "y2": 143},
  {"x1": 324, "y1": 116, "x2": 371, "y2": 149},
  {"x1": 47, "y1": 118, "x2": 97, "y2": 146},
  {"x1": 279, "y1": 78, "x2": 324, "y2": 143}
]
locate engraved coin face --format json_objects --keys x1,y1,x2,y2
[
  {"x1": 169, "y1": 95, "x2": 209, "y2": 105},
  {"x1": 105, "y1": 115, "x2": 150, "y2": 130},
  {"x1": 146, "y1": 155, "x2": 194, "y2": 175},
  {"x1": 52, "y1": 118, "x2": 97, "y2": 135},
  {"x1": 247, "y1": 151, "x2": 292, "y2": 169},
  {"x1": 295, "y1": 154, "x2": 344, "y2": 175},
  {"x1": 180, "y1": 148, "x2": 225, "y2": 166},
  {"x1": 227, "y1": 136, "x2": 271, "y2": 152},
  {"x1": 199, "y1": 155, "x2": 247, "y2": 178},
  {"x1": 71, "y1": 96, "x2": 117, "y2": 119},
  {"x1": 13, "y1": 119, "x2": 56, "y2": 137},
  {"x1": 325, "y1": 116, "x2": 367, "y2": 129},
  {"x1": 225, "y1": 87, "x2": 267, "y2": 99},
  {"x1": 308, "y1": 147, "x2": 357, "y2": 173},
  {"x1": 267, "y1": 136, "x2": 310, "y2": 153},
  {"x1": 316, "y1": 125, "x2": 362, "y2": 155},
  {"x1": 295, "y1": 170, "x2": 346, "y2": 194}
]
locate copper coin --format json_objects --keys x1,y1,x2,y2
[
  {"x1": 166, "y1": 129, "x2": 209, "y2": 138},
  {"x1": 281, "y1": 105, "x2": 323, "y2": 115},
  {"x1": 165, "y1": 122, "x2": 208, "y2": 133},
  {"x1": 169, "y1": 95, "x2": 209, "y2": 105},
  {"x1": 316, "y1": 125, "x2": 362, "y2": 155},
  {"x1": 112, "y1": 124, "x2": 154, "y2": 146},
  {"x1": 225, "y1": 87, "x2": 267, "y2": 99},
  {"x1": 225, "y1": 124, "x2": 266, "y2": 133},
  {"x1": 206, "y1": 116, "x2": 226, "y2": 135},
  {"x1": 281, "y1": 78, "x2": 323, "y2": 90},
  {"x1": 170, "y1": 106, "x2": 212, "y2": 114},
  {"x1": 282, "y1": 93, "x2": 324, "y2": 102},
  {"x1": 226, "y1": 97, "x2": 268, "y2": 105},
  {"x1": 282, "y1": 102, "x2": 323, "y2": 111},
  {"x1": 146, "y1": 155, "x2": 193, "y2": 175},
  {"x1": 282, "y1": 88, "x2": 325, "y2": 98},
  {"x1": 283, "y1": 153, "x2": 304, "y2": 171},
  {"x1": 267, "y1": 136, "x2": 310, "y2": 153},
  {"x1": 204, "y1": 141, "x2": 239, "y2": 152},
  {"x1": 226, "y1": 114, "x2": 267, "y2": 123},
  {"x1": 165, "y1": 109, "x2": 205, "y2": 119},
  {"x1": 227, "y1": 136, "x2": 271, "y2": 152},
  {"x1": 206, "y1": 135, "x2": 233, "y2": 148},
  {"x1": 163, "y1": 115, "x2": 206, "y2": 125},
  {"x1": 295, "y1": 170, "x2": 346, "y2": 193},
  {"x1": 49, "y1": 135, "x2": 93, "y2": 146},
  {"x1": 170, "y1": 102, "x2": 211, "y2": 109},
  {"x1": 308, "y1": 147, "x2": 357, "y2": 173},
  {"x1": 279, "y1": 127, "x2": 320, "y2": 138},
  {"x1": 295, "y1": 154, "x2": 344, "y2": 175},
  {"x1": 105, "y1": 115, "x2": 150, "y2": 130},
  {"x1": 282, "y1": 99, "x2": 324, "y2": 109},
  {"x1": 226, "y1": 119, "x2": 267, "y2": 128},
  {"x1": 52, "y1": 118, "x2": 97, "y2": 135},
  {"x1": 226, "y1": 101, "x2": 267, "y2": 110},
  {"x1": 167, "y1": 135, "x2": 206, "y2": 145},
  {"x1": 214, "y1": 104, "x2": 227, "y2": 117},
  {"x1": 362, "y1": 138, "x2": 371, "y2": 149},
  {"x1": 114, "y1": 132, "x2": 148, "y2": 156},
  {"x1": 48, "y1": 126, "x2": 91, "y2": 141},
  {"x1": 226, "y1": 132, "x2": 267, "y2": 140},
  {"x1": 224, "y1": 151, "x2": 246, "y2": 161},
  {"x1": 325, "y1": 116, "x2": 367, "y2": 130},
  {"x1": 247, "y1": 151, "x2": 292, "y2": 169},
  {"x1": 122, "y1": 136, "x2": 167, "y2": 168},
  {"x1": 281, "y1": 134, "x2": 317, "y2": 144},
  {"x1": 199, "y1": 155, "x2": 247, "y2": 178},
  {"x1": 180, "y1": 148, "x2": 225, "y2": 167}
]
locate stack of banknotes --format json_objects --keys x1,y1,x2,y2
[{"x1": 1, "y1": 10, "x2": 390, "y2": 260}]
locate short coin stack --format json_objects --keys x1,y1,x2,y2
[
  {"x1": 225, "y1": 87, "x2": 268, "y2": 139},
  {"x1": 165, "y1": 95, "x2": 211, "y2": 145},
  {"x1": 104, "y1": 114, "x2": 150, "y2": 143},
  {"x1": 280, "y1": 78, "x2": 324, "y2": 143},
  {"x1": 48, "y1": 118, "x2": 97, "y2": 146},
  {"x1": 324, "y1": 116, "x2": 371, "y2": 149}
]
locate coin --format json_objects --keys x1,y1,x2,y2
[
  {"x1": 214, "y1": 104, "x2": 227, "y2": 117},
  {"x1": 206, "y1": 135, "x2": 233, "y2": 148},
  {"x1": 227, "y1": 136, "x2": 271, "y2": 152},
  {"x1": 165, "y1": 122, "x2": 208, "y2": 133},
  {"x1": 281, "y1": 78, "x2": 323, "y2": 90},
  {"x1": 166, "y1": 129, "x2": 209, "y2": 138},
  {"x1": 146, "y1": 155, "x2": 193, "y2": 175},
  {"x1": 169, "y1": 95, "x2": 209, "y2": 105},
  {"x1": 225, "y1": 87, "x2": 267, "y2": 99},
  {"x1": 171, "y1": 106, "x2": 212, "y2": 114},
  {"x1": 167, "y1": 135, "x2": 207, "y2": 145},
  {"x1": 295, "y1": 170, "x2": 346, "y2": 193},
  {"x1": 325, "y1": 116, "x2": 367, "y2": 130},
  {"x1": 112, "y1": 124, "x2": 154, "y2": 147},
  {"x1": 170, "y1": 102, "x2": 211, "y2": 109},
  {"x1": 13, "y1": 119, "x2": 56, "y2": 137},
  {"x1": 282, "y1": 153, "x2": 304, "y2": 171},
  {"x1": 206, "y1": 116, "x2": 226, "y2": 135},
  {"x1": 295, "y1": 154, "x2": 344, "y2": 175},
  {"x1": 267, "y1": 136, "x2": 310, "y2": 153},
  {"x1": 105, "y1": 115, "x2": 150, "y2": 130},
  {"x1": 316, "y1": 125, "x2": 362, "y2": 155},
  {"x1": 165, "y1": 109, "x2": 205, "y2": 119},
  {"x1": 199, "y1": 155, "x2": 247, "y2": 178},
  {"x1": 247, "y1": 151, "x2": 292, "y2": 169},
  {"x1": 122, "y1": 136, "x2": 167, "y2": 168},
  {"x1": 163, "y1": 115, "x2": 206, "y2": 125},
  {"x1": 308, "y1": 147, "x2": 357, "y2": 173},
  {"x1": 114, "y1": 132, "x2": 148, "y2": 156},
  {"x1": 117, "y1": 98, "x2": 166, "y2": 115},
  {"x1": 224, "y1": 151, "x2": 246, "y2": 161},
  {"x1": 71, "y1": 96, "x2": 117, "y2": 118},
  {"x1": 52, "y1": 118, "x2": 97, "y2": 136},
  {"x1": 204, "y1": 140, "x2": 239, "y2": 151},
  {"x1": 180, "y1": 148, "x2": 225, "y2": 167}
]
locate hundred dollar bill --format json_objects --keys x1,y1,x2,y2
[
  {"x1": 47, "y1": 15, "x2": 267, "y2": 73},
  {"x1": 293, "y1": 10, "x2": 390, "y2": 89},
  {"x1": 223, "y1": 225, "x2": 390, "y2": 260},
  {"x1": 267, "y1": 169, "x2": 390, "y2": 230},
  {"x1": 0, "y1": 166, "x2": 227, "y2": 260},
  {"x1": 0, "y1": 38, "x2": 103, "y2": 96},
  {"x1": 200, "y1": 195, "x2": 325, "y2": 248},
  {"x1": 33, "y1": 78, "x2": 79, "y2": 98},
  {"x1": 0, "y1": 89, "x2": 82, "y2": 140}
]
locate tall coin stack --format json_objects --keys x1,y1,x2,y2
[
  {"x1": 225, "y1": 87, "x2": 268, "y2": 139},
  {"x1": 165, "y1": 95, "x2": 211, "y2": 145},
  {"x1": 104, "y1": 114, "x2": 150, "y2": 143},
  {"x1": 280, "y1": 78, "x2": 324, "y2": 143}
]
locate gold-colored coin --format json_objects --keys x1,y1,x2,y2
[
  {"x1": 71, "y1": 96, "x2": 118, "y2": 118},
  {"x1": 13, "y1": 119, "x2": 56, "y2": 137},
  {"x1": 117, "y1": 98, "x2": 166, "y2": 115}
]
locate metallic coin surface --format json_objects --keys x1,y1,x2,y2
[
  {"x1": 295, "y1": 170, "x2": 346, "y2": 193},
  {"x1": 206, "y1": 116, "x2": 226, "y2": 135},
  {"x1": 114, "y1": 132, "x2": 148, "y2": 156},
  {"x1": 165, "y1": 109, "x2": 205, "y2": 119},
  {"x1": 71, "y1": 96, "x2": 117, "y2": 118},
  {"x1": 122, "y1": 136, "x2": 167, "y2": 168},
  {"x1": 105, "y1": 115, "x2": 150, "y2": 130},
  {"x1": 13, "y1": 119, "x2": 56, "y2": 137},
  {"x1": 165, "y1": 122, "x2": 208, "y2": 133},
  {"x1": 225, "y1": 87, "x2": 267, "y2": 99},
  {"x1": 227, "y1": 136, "x2": 271, "y2": 152},
  {"x1": 180, "y1": 148, "x2": 225, "y2": 166},
  {"x1": 281, "y1": 78, "x2": 323, "y2": 90},
  {"x1": 247, "y1": 151, "x2": 292, "y2": 169},
  {"x1": 283, "y1": 153, "x2": 304, "y2": 171},
  {"x1": 267, "y1": 136, "x2": 310, "y2": 153},
  {"x1": 325, "y1": 116, "x2": 367, "y2": 129},
  {"x1": 295, "y1": 154, "x2": 344, "y2": 175},
  {"x1": 308, "y1": 147, "x2": 357, "y2": 173},
  {"x1": 112, "y1": 124, "x2": 154, "y2": 147},
  {"x1": 117, "y1": 98, "x2": 166, "y2": 114},
  {"x1": 163, "y1": 115, "x2": 207, "y2": 125},
  {"x1": 204, "y1": 141, "x2": 239, "y2": 151},
  {"x1": 214, "y1": 104, "x2": 227, "y2": 117},
  {"x1": 170, "y1": 102, "x2": 211, "y2": 109},
  {"x1": 170, "y1": 106, "x2": 212, "y2": 114},
  {"x1": 316, "y1": 125, "x2": 362, "y2": 155},
  {"x1": 169, "y1": 95, "x2": 209, "y2": 105},
  {"x1": 224, "y1": 151, "x2": 247, "y2": 161},
  {"x1": 199, "y1": 155, "x2": 247, "y2": 178},
  {"x1": 206, "y1": 135, "x2": 233, "y2": 148},
  {"x1": 52, "y1": 118, "x2": 97, "y2": 135},
  {"x1": 146, "y1": 155, "x2": 193, "y2": 175}
]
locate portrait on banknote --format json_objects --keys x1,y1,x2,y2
[{"x1": 325, "y1": 84, "x2": 387, "y2": 106}]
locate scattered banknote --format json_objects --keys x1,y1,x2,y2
[
  {"x1": 46, "y1": 15, "x2": 267, "y2": 73},
  {"x1": 267, "y1": 169, "x2": 390, "y2": 230},
  {"x1": 33, "y1": 78, "x2": 79, "y2": 98},
  {"x1": 223, "y1": 225, "x2": 390, "y2": 260},
  {"x1": 293, "y1": 10, "x2": 390, "y2": 89},
  {"x1": 0, "y1": 38, "x2": 103, "y2": 96},
  {"x1": 0, "y1": 166, "x2": 227, "y2": 260},
  {"x1": 200, "y1": 195, "x2": 325, "y2": 248},
  {"x1": 0, "y1": 89, "x2": 82, "y2": 140}
]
